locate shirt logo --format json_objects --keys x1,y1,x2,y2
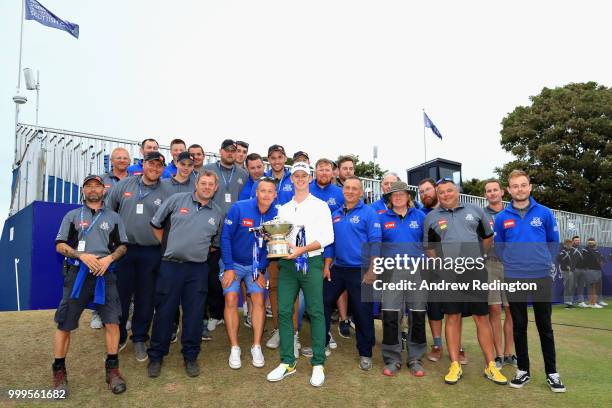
[
  {"x1": 79, "y1": 221, "x2": 89, "y2": 228},
  {"x1": 409, "y1": 220, "x2": 419, "y2": 229},
  {"x1": 179, "y1": 207, "x2": 189, "y2": 214},
  {"x1": 438, "y1": 219, "x2": 447, "y2": 230},
  {"x1": 208, "y1": 217, "x2": 216, "y2": 226},
  {"x1": 123, "y1": 191, "x2": 132, "y2": 197},
  {"x1": 350, "y1": 215, "x2": 360, "y2": 224},
  {"x1": 384, "y1": 222, "x2": 396, "y2": 230},
  {"x1": 377, "y1": 209, "x2": 386, "y2": 214},
  {"x1": 153, "y1": 198, "x2": 162, "y2": 206},
  {"x1": 333, "y1": 215, "x2": 341, "y2": 223},
  {"x1": 373, "y1": 222, "x2": 381, "y2": 229},
  {"x1": 104, "y1": 184, "x2": 111, "y2": 189},
  {"x1": 224, "y1": 219, "x2": 233, "y2": 225},
  {"x1": 530, "y1": 217, "x2": 543, "y2": 227},
  {"x1": 237, "y1": 178, "x2": 244, "y2": 185},
  {"x1": 282, "y1": 184, "x2": 293, "y2": 192},
  {"x1": 242, "y1": 218, "x2": 254, "y2": 227},
  {"x1": 465, "y1": 213, "x2": 474, "y2": 221},
  {"x1": 489, "y1": 220, "x2": 494, "y2": 227},
  {"x1": 99, "y1": 221, "x2": 110, "y2": 231},
  {"x1": 327, "y1": 198, "x2": 336, "y2": 206},
  {"x1": 503, "y1": 219, "x2": 516, "y2": 229},
  {"x1": 133, "y1": 171, "x2": 143, "y2": 176}
]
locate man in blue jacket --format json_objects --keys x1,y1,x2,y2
[
  {"x1": 494, "y1": 169, "x2": 565, "y2": 393},
  {"x1": 220, "y1": 178, "x2": 278, "y2": 369},
  {"x1": 323, "y1": 176, "x2": 381, "y2": 371},
  {"x1": 310, "y1": 158, "x2": 344, "y2": 213}
]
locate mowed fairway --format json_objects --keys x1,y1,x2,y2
[{"x1": 1, "y1": 305, "x2": 610, "y2": 408}]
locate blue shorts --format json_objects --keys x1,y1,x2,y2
[{"x1": 221, "y1": 263, "x2": 265, "y2": 295}]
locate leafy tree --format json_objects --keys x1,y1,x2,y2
[
  {"x1": 461, "y1": 178, "x2": 487, "y2": 197},
  {"x1": 496, "y1": 82, "x2": 612, "y2": 217},
  {"x1": 336, "y1": 155, "x2": 386, "y2": 180}
]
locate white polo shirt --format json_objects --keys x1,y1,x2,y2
[{"x1": 278, "y1": 193, "x2": 334, "y2": 258}]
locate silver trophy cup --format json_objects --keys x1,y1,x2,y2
[{"x1": 259, "y1": 217, "x2": 295, "y2": 259}]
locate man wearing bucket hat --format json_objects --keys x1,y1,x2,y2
[
  {"x1": 378, "y1": 181, "x2": 428, "y2": 377},
  {"x1": 52, "y1": 175, "x2": 129, "y2": 395},
  {"x1": 266, "y1": 162, "x2": 334, "y2": 387}
]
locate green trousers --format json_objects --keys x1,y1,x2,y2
[{"x1": 278, "y1": 256, "x2": 326, "y2": 366}]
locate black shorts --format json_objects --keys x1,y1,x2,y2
[
  {"x1": 54, "y1": 265, "x2": 121, "y2": 331},
  {"x1": 441, "y1": 300, "x2": 489, "y2": 317},
  {"x1": 440, "y1": 268, "x2": 489, "y2": 317}
]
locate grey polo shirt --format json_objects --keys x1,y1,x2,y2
[
  {"x1": 106, "y1": 175, "x2": 170, "y2": 246},
  {"x1": 203, "y1": 162, "x2": 248, "y2": 215},
  {"x1": 100, "y1": 171, "x2": 122, "y2": 193},
  {"x1": 161, "y1": 174, "x2": 196, "y2": 196},
  {"x1": 56, "y1": 205, "x2": 128, "y2": 257},
  {"x1": 150, "y1": 192, "x2": 223, "y2": 263},
  {"x1": 423, "y1": 202, "x2": 494, "y2": 260}
]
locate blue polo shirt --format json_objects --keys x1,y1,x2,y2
[
  {"x1": 310, "y1": 181, "x2": 344, "y2": 213},
  {"x1": 325, "y1": 201, "x2": 381, "y2": 268},
  {"x1": 379, "y1": 207, "x2": 426, "y2": 258},
  {"x1": 370, "y1": 197, "x2": 389, "y2": 215},
  {"x1": 127, "y1": 159, "x2": 172, "y2": 179},
  {"x1": 250, "y1": 168, "x2": 294, "y2": 208},
  {"x1": 494, "y1": 197, "x2": 560, "y2": 279},
  {"x1": 221, "y1": 198, "x2": 278, "y2": 270},
  {"x1": 239, "y1": 176, "x2": 257, "y2": 201}
]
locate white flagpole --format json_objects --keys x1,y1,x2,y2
[
  {"x1": 422, "y1": 109, "x2": 427, "y2": 163},
  {"x1": 14, "y1": 0, "x2": 26, "y2": 165}
]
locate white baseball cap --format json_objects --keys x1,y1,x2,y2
[{"x1": 291, "y1": 162, "x2": 311, "y2": 175}]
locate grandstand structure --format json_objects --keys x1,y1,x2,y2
[{"x1": 1, "y1": 123, "x2": 610, "y2": 311}]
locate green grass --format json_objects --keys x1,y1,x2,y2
[{"x1": 1, "y1": 305, "x2": 611, "y2": 407}]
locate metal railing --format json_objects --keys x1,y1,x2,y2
[{"x1": 10, "y1": 124, "x2": 612, "y2": 242}]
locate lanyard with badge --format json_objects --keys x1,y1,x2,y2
[
  {"x1": 77, "y1": 206, "x2": 104, "y2": 252},
  {"x1": 218, "y1": 162, "x2": 235, "y2": 203},
  {"x1": 136, "y1": 178, "x2": 152, "y2": 215}
]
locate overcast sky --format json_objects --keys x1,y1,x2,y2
[{"x1": 1, "y1": 0, "x2": 611, "y2": 223}]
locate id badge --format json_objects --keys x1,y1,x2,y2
[
  {"x1": 136, "y1": 203, "x2": 144, "y2": 214},
  {"x1": 225, "y1": 193, "x2": 232, "y2": 203},
  {"x1": 77, "y1": 240, "x2": 86, "y2": 252}
]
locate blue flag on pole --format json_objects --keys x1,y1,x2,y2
[
  {"x1": 25, "y1": 0, "x2": 79, "y2": 39},
  {"x1": 423, "y1": 112, "x2": 443, "y2": 140}
]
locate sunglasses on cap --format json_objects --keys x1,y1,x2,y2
[
  {"x1": 258, "y1": 176, "x2": 277, "y2": 183},
  {"x1": 435, "y1": 177, "x2": 455, "y2": 186}
]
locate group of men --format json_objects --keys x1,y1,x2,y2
[{"x1": 51, "y1": 137, "x2": 580, "y2": 395}]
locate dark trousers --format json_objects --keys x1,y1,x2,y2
[
  {"x1": 506, "y1": 277, "x2": 557, "y2": 375},
  {"x1": 205, "y1": 250, "x2": 225, "y2": 320},
  {"x1": 323, "y1": 266, "x2": 375, "y2": 357},
  {"x1": 148, "y1": 260, "x2": 209, "y2": 362},
  {"x1": 116, "y1": 245, "x2": 161, "y2": 343}
]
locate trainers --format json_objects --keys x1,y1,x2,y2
[
  {"x1": 310, "y1": 365, "x2": 325, "y2": 387},
  {"x1": 546, "y1": 373, "x2": 566, "y2": 393},
  {"x1": 133, "y1": 342, "x2": 148, "y2": 362},
  {"x1": 484, "y1": 361, "x2": 508, "y2": 385},
  {"x1": 325, "y1": 345, "x2": 332, "y2": 357},
  {"x1": 589, "y1": 303, "x2": 603, "y2": 309},
  {"x1": 184, "y1": 359, "x2": 200, "y2": 377},
  {"x1": 328, "y1": 332, "x2": 337, "y2": 349},
  {"x1": 105, "y1": 362, "x2": 127, "y2": 394},
  {"x1": 300, "y1": 346, "x2": 330, "y2": 357},
  {"x1": 459, "y1": 349, "x2": 468, "y2": 365},
  {"x1": 339, "y1": 319, "x2": 351, "y2": 338},
  {"x1": 265, "y1": 306, "x2": 273, "y2": 318},
  {"x1": 494, "y1": 356, "x2": 503, "y2": 370},
  {"x1": 90, "y1": 311, "x2": 103, "y2": 329},
  {"x1": 147, "y1": 360, "x2": 162, "y2": 378},
  {"x1": 408, "y1": 360, "x2": 425, "y2": 377},
  {"x1": 229, "y1": 346, "x2": 242, "y2": 369},
  {"x1": 598, "y1": 300, "x2": 608, "y2": 307},
  {"x1": 244, "y1": 316, "x2": 253, "y2": 329},
  {"x1": 504, "y1": 355, "x2": 518, "y2": 367},
  {"x1": 266, "y1": 329, "x2": 280, "y2": 349},
  {"x1": 294, "y1": 332, "x2": 301, "y2": 359},
  {"x1": 118, "y1": 341, "x2": 127, "y2": 353},
  {"x1": 242, "y1": 302, "x2": 249, "y2": 317},
  {"x1": 359, "y1": 356, "x2": 372, "y2": 371},
  {"x1": 509, "y1": 370, "x2": 530, "y2": 388},
  {"x1": 267, "y1": 363, "x2": 297, "y2": 382},
  {"x1": 201, "y1": 326, "x2": 212, "y2": 341},
  {"x1": 427, "y1": 345, "x2": 442, "y2": 362},
  {"x1": 577, "y1": 302, "x2": 588, "y2": 308},
  {"x1": 207, "y1": 318, "x2": 224, "y2": 331},
  {"x1": 170, "y1": 326, "x2": 179, "y2": 344},
  {"x1": 251, "y1": 345, "x2": 265, "y2": 368},
  {"x1": 52, "y1": 365, "x2": 68, "y2": 396},
  {"x1": 383, "y1": 363, "x2": 401, "y2": 376},
  {"x1": 444, "y1": 361, "x2": 463, "y2": 385}
]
